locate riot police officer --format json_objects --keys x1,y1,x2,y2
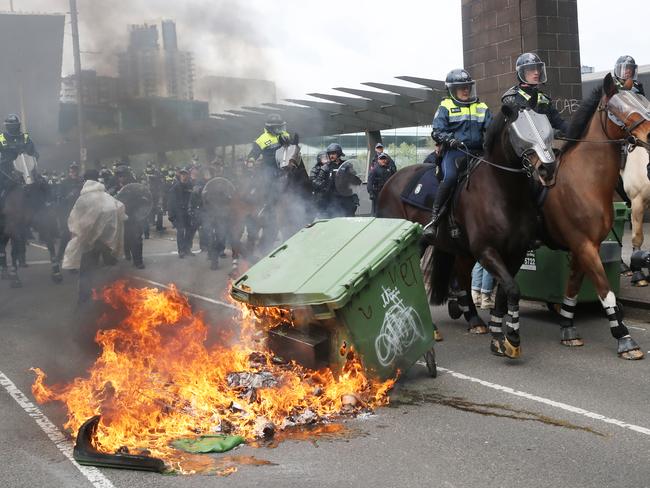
[
  {"x1": 247, "y1": 114, "x2": 291, "y2": 178},
  {"x1": 0, "y1": 114, "x2": 39, "y2": 196},
  {"x1": 501, "y1": 53, "x2": 568, "y2": 134},
  {"x1": 613, "y1": 55, "x2": 645, "y2": 95},
  {"x1": 429, "y1": 69, "x2": 492, "y2": 228},
  {"x1": 55, "y1": 162, "x2": 84, "y2": 265},
  {"x1": 310, "y1": 143, "x2": 359, "y2": 217},
  {"x1": 167, "y1": 168, "x2": 194, "y2": 257}
]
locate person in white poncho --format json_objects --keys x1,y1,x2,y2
[{"x1": 63, "y1": 170, "x2": 126, "y2": 302}]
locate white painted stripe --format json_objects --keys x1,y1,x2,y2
[
  {"x1": 0, "y1": 371, "x2": 115, "y2": 488},
  {"x1": 132, "y1": 277, "x2": 239, "y2": 310},
  {"x1": 431, "y1": 365, "x2": 650, "y2": 436},
  {"x1": 628, "y1": 325, "x2": 647, "y2": 332},
  {"x1": 28, "y1": 242, "x2": 48, "y2": 251}
]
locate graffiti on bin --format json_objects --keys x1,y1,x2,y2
[
  {"x1": 374, "y1": 285, "x2": 425, "y2": 367},
  {"x1": 356, "y1": 254, "x2": 420, "y2": 321}
]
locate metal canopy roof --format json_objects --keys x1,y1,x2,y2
[{"x1": 42, "y1": 76, "x2": 445, "y2": 165}]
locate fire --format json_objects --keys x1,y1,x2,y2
[{"x1": 32, "y1": 282, "x2": 394, "y2": 472}]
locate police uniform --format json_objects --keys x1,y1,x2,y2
[
  {"x1": 247, "y1": 129, "x2": 291, "y2": 178},
  {"x1": 0, "y1": 132, "x2": 38, "y2": 192},
  {"x1": 431, "y1": 96, "x2": 491, "y2": 216},
  {"x1": 501, "y1": 85, "x2": 568, "y2": 133}
]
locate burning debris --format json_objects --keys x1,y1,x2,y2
[{"x1": 31, "y1": 282, "x2": 394, "y2": 473}]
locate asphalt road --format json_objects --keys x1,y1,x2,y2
[{"x1": 1, "y1": 232, "x2": 649, "y2": 488}]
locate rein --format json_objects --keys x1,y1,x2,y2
[{"x1": 455, "y1": 146, "x2": 529, "y2": 175}]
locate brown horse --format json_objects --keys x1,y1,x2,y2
[
  {"x1": 378, "y1": 106, "x2": 555, "y2": 359},
  {"x1": 542, "y1": 74, "x2": 650, "y2": 360}
]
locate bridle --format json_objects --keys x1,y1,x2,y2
[{"x1": 597, "y1": 98, "x2": 650, "y2": 151}]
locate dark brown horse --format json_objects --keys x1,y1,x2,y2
[
  {"x1": 378, "y1": 105, "x2": 554, "y2": 359},
  {"x1": 542, "y1": 74, "x2": 650, "y2": 360}
]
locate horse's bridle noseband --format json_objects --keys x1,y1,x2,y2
[{"x1": 598, "y1": 101, "x2": 650, "y2": 151}]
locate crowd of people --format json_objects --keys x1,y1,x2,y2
[{"x1": 0, "y1": 51, "x2": 647, "y2": 303}]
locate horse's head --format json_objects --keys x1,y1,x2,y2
[
  {"x1": 501, "y1": 104, "x2": 556, "y2": 184},
  {"x1": 275, "y1": 133, "x2": 302, "y2": 172},
  {"x1": 602, "y1": 73, "x2": 650, "y2": 152}
]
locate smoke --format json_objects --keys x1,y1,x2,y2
[{"x1": 16, "y1": 0, "x2": 274, "y2": 80}]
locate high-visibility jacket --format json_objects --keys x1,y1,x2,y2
[
  {"x1": 247, "y1": 129, "x2": 291, "y2": 172},
  {"x1": 431, "y1": 98, "x2": 492, "y2": 151}
]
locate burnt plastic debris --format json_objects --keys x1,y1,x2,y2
[{"x1": 73, "y1": 416, "x2": 166, "y2": 473}]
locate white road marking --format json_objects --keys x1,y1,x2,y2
[
  {"x1": 28, "y1": 242, "x2": 48, "y2": 251},
  {"x1": 627, "y1": 325, "x2": 647, "y2": 331},
  {"x1": 132, "y1": 277, "x2": 239, "y2": 310},
  {"x1": 419, "y1": 363, "x2": 650, "y2": 436},
  {"x1": 0, "y1": 370, "x2": 115, "y2": 488}
]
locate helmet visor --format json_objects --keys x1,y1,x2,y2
[
  {"x1": 446, "y1": 81, "x2": 477, "y2": 104},
  {"x1": 614, "y1": 62, "x2": 638, "y2": 81},
  {"x1": 266, "y1": 122, "x2": 286, "y2": 135},
  {"x1": 517, "y1": 62, "x2": 547, "y2": 85}
]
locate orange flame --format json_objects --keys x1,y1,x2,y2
[{"x1": 32, "y1": 282, "x2": 394, "y2": 472}]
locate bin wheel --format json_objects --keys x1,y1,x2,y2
[
  {"x1": 424, "y1": 348, "x2": 437, "y2": 378},
  {"x1": 546, "y1": 302, "x2": 561, "y2": 315},
  {"x1": 448, "y1": 299, "x2": 463, "y2": 320}
]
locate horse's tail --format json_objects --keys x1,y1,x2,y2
[{"x1": 428, "y1": 246, "x2": 455, "y2": 305}]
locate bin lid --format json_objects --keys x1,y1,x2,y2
[{"x1": 231, "y1": 217, "x2": 422, "y2": 309}]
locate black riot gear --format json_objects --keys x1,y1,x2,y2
[
  {"x1": 4, "y1": 114, "x2": 21, "y2": 136},
  {"x1": 325, "y1": 143, "x2": 344, "y2": 159}
]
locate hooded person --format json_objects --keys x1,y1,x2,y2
[{"x1": 63, "y1": 179, "x2": 127, "y2": 302}]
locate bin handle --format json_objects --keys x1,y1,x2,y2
[
  {"x1": 269, "y1": 244, "x2": 288, "y2": 258},
  {"x1": 233, "y1": 275, "x2": 249, "y2": 287}
]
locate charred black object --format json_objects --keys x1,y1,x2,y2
[{"x1": 73, "y1": 416, "x2": 166, "y2": 473}]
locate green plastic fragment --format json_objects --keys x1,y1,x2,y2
[{"x1": 171, "y1": 434, "x2": 246, "y2": 454}]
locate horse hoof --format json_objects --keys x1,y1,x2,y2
[
  {"x1": 500, "y1": 338, "x2": 521, "y2": 359},
  {"x1": 490, "y1": 339, "x2": 505, "y2": 357},
  {"x1": 619, "y1": 349, "x2": 644, "y2": 360},
  {"x1": 560, "y1": 338, "x2": 585, "y2": 347},
  {"x1": 434, "y1": 329, "x2": 444, "y2": 342},
  {"x1": 633, "y1": 279, "x2": 649, "y2": 287},
  {"x1": 469, "y1": 325, "x2": 489, "y2": 335}
]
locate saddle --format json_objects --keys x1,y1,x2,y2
[{"x1": 400, "y1": 164, "x2": 439, "y2": 211}]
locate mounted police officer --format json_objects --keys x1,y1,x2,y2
[
  {"x1": 247, "y1": 114, "x2": 290, "y2": 179},
  {"x1": 613, "y1": 55, "x2": 645, "y2": 95},
  {"x1": 429, "y1": 69, "x2": 492, "y2": 228},
  {"x1": 501, "y1": 53, "x2": 568, "y2": 134},
  {"x1": 0, "y1": 114, "x2": 39, "y2": 197}
]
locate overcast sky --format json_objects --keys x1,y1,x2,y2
[{"x1": 11, "y1": 0, "x2": 650, "y2": 100}]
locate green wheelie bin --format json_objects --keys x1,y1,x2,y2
[
  {"x1": 230, "y1": 217, "x2": 437, "y2": 380},
  {"x1": 516, "y1": 202, "x2": 629, "y2": 309}
]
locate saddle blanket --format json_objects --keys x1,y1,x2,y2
[{"x1": 400, "y1": 165, "x2": 439, "y2": 211}]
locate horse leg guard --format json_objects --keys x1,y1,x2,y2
[
  {"x1": 9, "y1": 268, "x2": 21, "y2": 289},
  {"x1": 51, "y1": 263, "x2": 63, "y2": 284},
  {"x1": 559, "y1": 296, "x2": 583, "y2": 346},
  {"x1": 489, "y1": 314, "x2": 505, "y2": 356},
  {"x1": 499, "y1": 305, "x2": 521, "y2": 359},
  {"x1": 458, "y1": 291, "x2": 487, "y2": 334},
  {"x1": 600, "y1": 291, "x2": 644, "y2": 360}
]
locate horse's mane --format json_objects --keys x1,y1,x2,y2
[
  {"x1": 561, "y1": 86, "x2": 603, "y2": 152},
  {"x1": 483, "y1": 110, "x2": 507, "y2": 154}
]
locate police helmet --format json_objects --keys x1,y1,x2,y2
[
  {"x1": 115, "y1": 165, "x2": 130, "y2": 176},
  {"x1": 445, "y1": 69, "x2": 477, "y2": 105},
  {"x1": 316, "y1": 151, "x2": 328, "y2": 165},
  {"x1": 4, "y1": 114, "x2": 21, "y2": 136},
  {"x1": 265, "y1": 113, "x2": 286, "y2": 135},
  {"x1": 614, "y1": 55, "x2": 638, "y2": 82},
  {"x1": 516, "y1": 53, "x2": 547, "y2": 85},
  {"x1": 69, "y1": 162, "x2": 80, "y2": 174},
  {"x1": 325, "y1": 143, "x2": 345, "y2": 159}
]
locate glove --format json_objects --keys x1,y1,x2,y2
[{"x1": 447, "y1": 139, "x2": 463, "y2": 149}]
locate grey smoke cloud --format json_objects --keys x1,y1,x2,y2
[{"x1": 16, "y1": 0, "x2": 273, "y2": 79}]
